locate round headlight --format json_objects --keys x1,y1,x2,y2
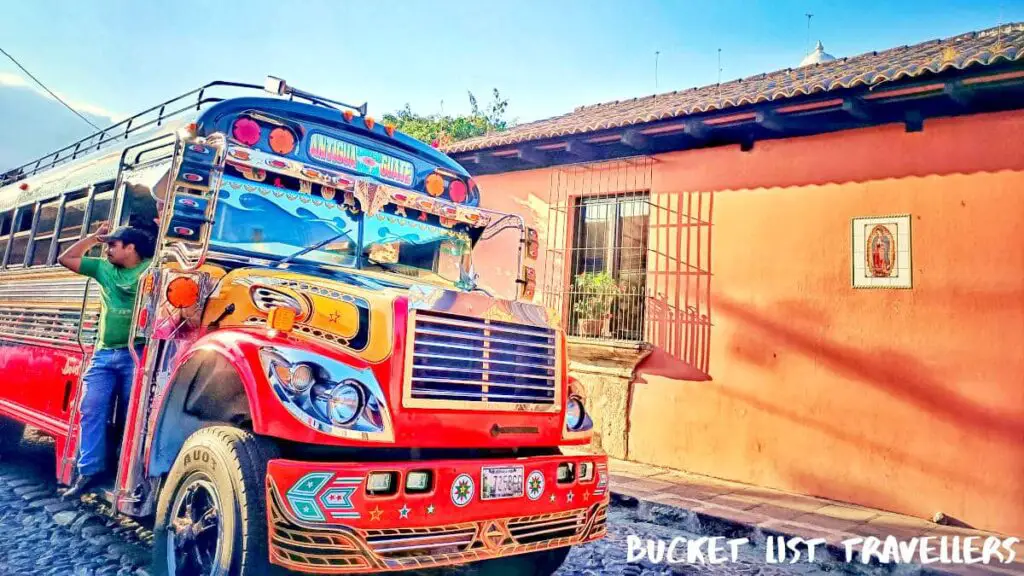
[
  {"x1": 289, "y1": 363, "x2": 315, "y2": 393},
  {"x1": 566, "y1": 397, "x2": 585, "y2": 430},
  {"x1": 327, "y1": 382, "x2": 363, "y2": 426}
]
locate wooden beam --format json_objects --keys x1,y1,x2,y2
[
  {"x1": 515, "y1": 147, "x2": 548, "y2": 165},
  {"x1": 565, "y1": 140, "x2": 597, "y2": 159},
  {"x1": 904, "y1": 109, "x2": 924, "y2": 133},
  {"x1": 620, "y1": 129, "x2": 651, "y2": 151},
  {"x1": 739, "y1": 134, "x2": 755, "y2": 152},
  {"x1": 841, "y1": 97, "x2": 875, "y2": 122}
]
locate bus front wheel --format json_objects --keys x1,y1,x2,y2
[{"x1": 152, "y1": 426, "x2": 282, "y2": 576}]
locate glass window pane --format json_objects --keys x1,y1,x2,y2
[
  {"x1": 30, "y1": 237, "x2": 53, "y2": 266},
  {"x1": 35, "y1": 200, "x2": 60, "y2": 235},
  {"x1": 0, "y1": 210, "x2": 12, "y2": 236},
  {"x1": 59, "y1": 199, "x2": 88, "y2": 240},
  {"x1": 87, "y1": 193, "x2": 113, "y2": 233},
  {"x1": 14, "y1": 206, "x2": 34, "y2": 233},
  {"x1": 7, "y1": 233, "x2": 30, "y2": 266}
]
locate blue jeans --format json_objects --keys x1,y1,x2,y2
[{"x1": 77, "y1": 346, "x2": 142, "y2": 477}]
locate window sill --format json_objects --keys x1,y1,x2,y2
[{"x1": 566, "y1": 336, "x2": 652, "y2": 377}]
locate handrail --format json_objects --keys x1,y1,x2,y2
[{"x1": 0, "y1": 80, "x2": 300, "y2": 188}]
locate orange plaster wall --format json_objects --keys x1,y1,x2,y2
[{"x1": 471, "y1": 109, "x2": 1024, "y2": 536}]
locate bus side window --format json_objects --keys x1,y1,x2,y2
[
  {"x1": 6, "y1": 205, "x2": 37, "y2": 268},
  {"x1": 28, "y1": 199, "x2": 60, "y2": 267},
  {"x1": 56, "y1": 191, "x2": 89, "y2": 258},
  {"x1": 85, "y1": 191, "x2": 113, "y2": 258},
  {"x1": 0, "y1": 210, "x2": 13, "y2": 267}
]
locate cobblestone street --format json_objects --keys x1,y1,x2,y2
[{"x1": 0, "y1": 428, "x2": 842, "y2": 576}]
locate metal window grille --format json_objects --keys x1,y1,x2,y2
[{"x1": 543, "y1": 156, "x2": 713, "y2": 375}]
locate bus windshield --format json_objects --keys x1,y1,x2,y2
[{"x1": 210, "y1": 175, "x2": 478, "y2": 290}]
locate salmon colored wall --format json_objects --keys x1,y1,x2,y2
[{"x1": 472, "y1": 110, "x2": 1024, "y2": 536}]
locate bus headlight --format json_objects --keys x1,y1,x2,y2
[
  {"x1": 327, "y1": 381, "x2": 363, "y2": 426},
  {"x1": 566, "y1": 396, "x2": 585, "y2": 431},
  {"x1": 259, "y1": 346, "x2": 393, "y2": 441}
]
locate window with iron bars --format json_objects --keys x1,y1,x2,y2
[
  {"x1": 568, "y1": 194, "x2": 650, "y2": 340},
  {"x1": 542, "y1": 157, "x2": 713, "y2": 376}
]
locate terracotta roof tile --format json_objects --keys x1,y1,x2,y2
[{"x1": 446, "y1": 23, "x2": 1024, "y2": 154}]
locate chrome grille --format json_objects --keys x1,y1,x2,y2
[
  {"x1": 409, "y1": 310, "x2": 558, "y2": 406},
  {"x1": 508, "y1": 508, "x2": 587, "y2": 545}
]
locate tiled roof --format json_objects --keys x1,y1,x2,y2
[{"x1": 446, "y1": 22, "x2": 1024, "y2": 154}]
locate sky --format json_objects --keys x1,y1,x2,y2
[{"x1": 1, "y1": 0, "x2": 1023, "y2": 130}]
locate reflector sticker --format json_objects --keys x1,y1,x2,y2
[{"x1": 450, "y1": 474, "x2": 475, "y2": 507}]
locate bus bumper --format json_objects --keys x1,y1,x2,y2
[{"x1": 265, "y1": 453, "x2": 609, "y2": 573}]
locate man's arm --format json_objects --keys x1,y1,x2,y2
[{"x1": 58, "y1": 222, "x2": 108, "y2": 274}]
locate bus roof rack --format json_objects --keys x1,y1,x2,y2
[{"x1": 0, "y1": 78, "x2": 368, "y2": 188}]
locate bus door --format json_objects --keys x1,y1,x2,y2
[{"x1": 111, "y1": 132, "x2": 227, "y2": 516}]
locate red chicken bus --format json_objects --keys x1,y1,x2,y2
[{"x1": 0, "y1": 78, "x2": 606, "y2": 575}]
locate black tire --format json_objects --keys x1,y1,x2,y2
[
  {"x1": 469, "y1": 546, "x2": 572, "y2": 576},
  {"x1": 152, "y1": 426, "x2": 282, "y2": 576}
]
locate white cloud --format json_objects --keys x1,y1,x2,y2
[{"x1": 0, "y1": 72, "x2": 122, "y2": 123}]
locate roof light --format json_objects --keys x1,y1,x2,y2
[
  {"x1": 342, "y1": 110, "x2": 354, "y2": 122},
  {"x1": 364, "y1": 116, "x2": 375, "y2": 130},
  {"x1": 232, "y1": 117, "x2": 261, "y2": 146},
  {"x1": 424, "y1": 173, "x2": 444, "y2": 197},
  {"x1": 269, "y1": 127, "x2": 296, "y2": 155},
  {"x1": 385, "y1": 123, "x2": 396, "y2": 137}
]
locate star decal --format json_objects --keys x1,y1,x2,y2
[
  {"x1": 369, "y1": 506, "x2": 383, "y2": 521},
  {"x1": 398, "y1": 504, "x2": 411, "y2": 519},
  {"x1": 549, "y1": 494, "x2": 556, "y2": 503},
  {"x1": 327, "y1": 311, "x2": 342, "y2": 324},
  {"x1": 583, "y1": 491, "x2": 590, "y2": 502},
  {"x1": 567, "y1": 492, "x2": 575, "y2": 503},
  {"x1": 426, "y1": 504, "x2": 435, "y2": 515}
]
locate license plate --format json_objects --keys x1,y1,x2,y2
[{"x1": 481, "y1": 466, "x2": 524, "y2": 501}]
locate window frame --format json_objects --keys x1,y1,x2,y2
[
  {"x1": 4, "y1": 203, "x2": 39, "y2": 269},
  {"x1": 566, "y1": 191, "x2": 651, "y2": 341},
  {"x1": 0, "y1": 209, "x2": 14, "y2": 268},
  {"x1": 27, "y1": 197, "x2": 63, "y2": 268}
]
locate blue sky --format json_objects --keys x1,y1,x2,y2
[{"x1": 2, "y1": 0, "x2": 1023, "y2": 126}]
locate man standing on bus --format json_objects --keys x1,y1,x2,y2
[{"x1": 58, "y1": 222, "x2": 154, "y2": 498}]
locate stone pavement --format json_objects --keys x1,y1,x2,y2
[{"x1": 601, "y1": 456, "x2": 1024, "y2": 575}]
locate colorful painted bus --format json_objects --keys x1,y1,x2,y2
[{"x1": 0, "y1": 78, "x2": 606, "y2": 575}]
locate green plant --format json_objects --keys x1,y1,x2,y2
[{"x1": 572, "y1": 271, "x2": 621, "y2": 319}]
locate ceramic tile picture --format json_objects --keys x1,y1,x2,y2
[{"x1": 852, "y1": 215, "x2": 912, "y2": 289}]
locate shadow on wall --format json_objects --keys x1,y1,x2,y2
[
  {"x1": 713, "y1": 295, "x2": 1024, "y2": 445},
  {"x1": 703, "y1": 294, "x2": 1024, "y2": 533}
]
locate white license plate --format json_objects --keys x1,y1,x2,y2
[{"x1": 481, "y1": 466, "x2": 524, "y2": 501}]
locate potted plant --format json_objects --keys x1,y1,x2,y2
[{"x1": 572, "y1": 271, "x2": 621, "y2": 338}]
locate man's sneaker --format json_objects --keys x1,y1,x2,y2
[{"x1": 62, "y1": 474, "x2": 96, "y2": 500}]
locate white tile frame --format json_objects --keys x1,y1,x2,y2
[{"x1": 852, "y1": 214, "x2": 912, "y2": 289}]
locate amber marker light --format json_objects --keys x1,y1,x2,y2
[
  {"x1": 166, "y1": 277, "x2": 200, "y2": 309},
  {"x1": 268, "y1": 306, "x2": 297, "y2": 333},
  {"x1": 425, "y1": 173, "x2": 445, "y2": 197},
  {"x1": 269, "y1": 127, "x2": 296, "y2": 155}
]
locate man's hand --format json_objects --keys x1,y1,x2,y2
[{"x1": 59, "y1": 221, "x2": 108, "y2": 273}]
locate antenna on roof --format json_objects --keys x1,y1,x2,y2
[
  {"x1": 805, "y1": 13, "x2": 814, "y2": 54},
  {"x1": 655, "y1": 51, "x2": 660, "y2": 93},
  {"x1": 717, "y1": 48, "x2": 722, "y2": 85}
]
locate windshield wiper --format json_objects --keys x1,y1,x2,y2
[{"x1": 274, "y1": 228, "x2": 351, "y2": 269}]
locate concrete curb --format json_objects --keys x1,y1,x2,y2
[{"x1": 610, "y1": 492, "x2": 1024, "y2": 576}]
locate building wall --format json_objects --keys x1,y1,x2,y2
[{"x1": 472, "y1": 109, "x2": 1024, "y2": 536}]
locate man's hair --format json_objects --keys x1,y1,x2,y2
[{"x1": 106, "y1": 226, "x2": 156, "y2": 260}]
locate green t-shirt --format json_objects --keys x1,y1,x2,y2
[{"x1": 79, "y1": 257, "x2": 151, "y2": 350}]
